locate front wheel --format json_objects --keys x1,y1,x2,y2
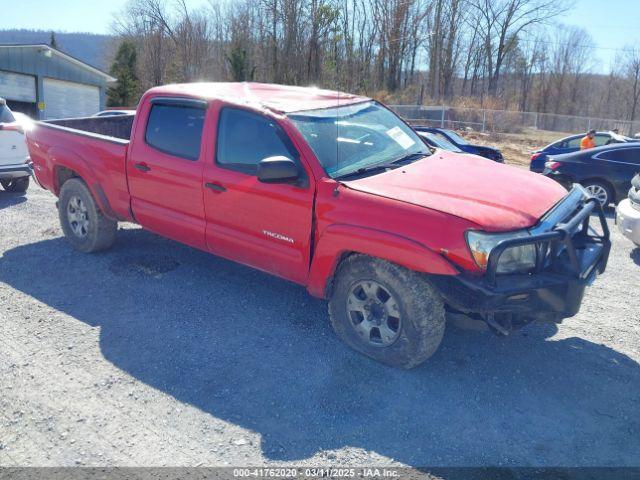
[
  {"x1": 58, "y1": 178, "x2": 117, "y2": 253},
  {"x1": 328, "y1": 255, "x2": 445, "y2": 369}
]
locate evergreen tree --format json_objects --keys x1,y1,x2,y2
[
  {"x1": 226, "y1": 47, "x2": 255, "y2": 82},
  {"x1": 107, "y1": 41, "x2": 139, "y2": 107},
  {"x1": 49, "y1": 32, "x2": 58, "y2": 49}
]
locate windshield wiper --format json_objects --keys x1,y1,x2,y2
[
  {"x1": 388, "y1": 151, "x2": 429, "y2": 165},
  {"x1": 333, "y1": 152, "x2": 429, "y2": 180},
  {"x1": 333, "y1": 163, "x2": 395, "y2": 180}
]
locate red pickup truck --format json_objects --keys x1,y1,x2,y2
[{"x1": 27, "y1": 82, "x2": 611, "y2": 368}]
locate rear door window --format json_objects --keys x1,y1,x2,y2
[
  {"x1": 599, "y1": 148, "x2": 640, "y2": 164},
  {"x1": 145, "y1": 104, "x2": 205, "y2": 160}
]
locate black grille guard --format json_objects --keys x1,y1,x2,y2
[{"x1": 485, "y1": 185, "x2": 611, "y2": 286}]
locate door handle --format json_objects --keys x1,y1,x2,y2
[
  {"x1": 205, "y1": 182, "x2": 227, "y2": 192},
  {"x1": 134, "y1": 162, "x2": 151, "y2": 172}
]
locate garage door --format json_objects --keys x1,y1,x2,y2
[
  {"x1": 0, "y1": 71, "x2": 36, "y2": 103},
  {"x1": 43, "y1": 78, "x2": 100, "y2": 119}
]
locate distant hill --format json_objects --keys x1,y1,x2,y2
[{"x1": 0, "y1": 29, "x2": 114, "y2": 71}]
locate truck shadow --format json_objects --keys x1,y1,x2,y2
[{"x1": 1, "y1": 227, "x2": 639, "y2": 466}]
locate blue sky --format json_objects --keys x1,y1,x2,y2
[
  {"x1": 0, "y1": 0, "x2": 210, "y2": 33},
  {"x1": 1, "y1": 0, "x2": 638, "y2": 72},
  {"x1": 561, "y1": 0, "x2": 640, "y2": 69}
]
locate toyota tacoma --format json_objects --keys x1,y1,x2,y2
[{"x1": 26, "y1": 82, "x2": 611, "y2": 368}]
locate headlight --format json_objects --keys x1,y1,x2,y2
[{"x1": 466, "y1": 230, "x2": 537, "y2": 274}]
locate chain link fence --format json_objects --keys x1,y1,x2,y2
[{"x1": 389, "y1": 105, "x2": 640, "y2": 137}]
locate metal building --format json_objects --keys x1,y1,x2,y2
[{"x1": 0, "y1": 44, "x2": 115, "y2": 120}]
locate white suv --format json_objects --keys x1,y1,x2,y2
[
  {"x1": 0, "y1": 98, "x2": 31, "y2": 193},
  {"x1": 616, "y1": 173, "x2": 640, "y2": 246}
]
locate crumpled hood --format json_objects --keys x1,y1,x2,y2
[{"x1": 342, "y1": 152, "x2": 568, "y2": 231}]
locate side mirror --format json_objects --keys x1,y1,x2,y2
[{"x1": 257, "y1": 156, "x2": 300, "y2": 184}]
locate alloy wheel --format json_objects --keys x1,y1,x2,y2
[
  {"x1": 585, "y1": 184, "x2": 609, "y2": 206},
  {"x1": 346, "y1": 280, "x2": 402, "y2": 347},
  {"x1": 67, "y1": 195, "x2": 90, "y2": 238}
]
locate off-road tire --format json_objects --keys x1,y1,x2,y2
[
  {"x1": 58, "y1": 178, "x2": 117, "y2": 253},
  {"x1": 328, "y1": 255, "x2": 445, "y2": 369},
  {"x1": 1, "y1": 176, "x2": 29, "y2": 193}
]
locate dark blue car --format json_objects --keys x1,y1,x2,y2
[
  {"x1": 416, "y1": 131, "x2": 464, "y2": 153},
  {"x1": 530, "y1": 131, "x2": 636, "y2": 173},
  {"x1": 543, "y1": 143, "x2": 640, "y2": 206},
  {"x1": 412, "y1": 126, "x2": 503, "y2": 162}
]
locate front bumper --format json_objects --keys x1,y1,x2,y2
[
  {"x1": 0, "y1": 160, "x2": 32, "y2": 180},
  {"x1": 431, "y1": 186, "x2": 610, "y2": 323},
  {"x1": 616, "y1": 198, "x2": 640, "y2": 245},
  {"x1": 432, "y1": 261, "x2": 602, "y2": 323}
]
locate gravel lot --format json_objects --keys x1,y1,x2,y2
[{"x1": 1, "y1": 184, "x2": 639, "y2": 468}]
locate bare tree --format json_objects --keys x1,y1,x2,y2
[
  {"x1": 468, "y1": 0, "x2": 566, "y2": 95},
  {"x1": 108, "y1": 0, "x2": 635, "y2": 124},
  {"x1": 622, "y1": 46, "x2": 640, "y2": 129}
]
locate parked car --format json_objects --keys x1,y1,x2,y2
[
  {"x1": 416, "y1": 131, "x2": 464, "y2": 153},
  {"x1": 616, "y1": 173, "x2": 640, "y2": 246},
  {"x1": 26, "y1": 83, "x2": 610, "y2": 368},
  {"x1": 542, "y1": 143, "x2": 640, "y2": 206},
  {"x1": 412, "y1": 126, "x2": 504, "y2": 162},
  {"x1": 93, "y1": 109, "x2": 136, "y2": 117},
  {"x1": 530, "y1": 131, "x2": 636, "y2": 173},
  {"x1": 0, "y1": 98, "x2": 31, "y2": 193}
]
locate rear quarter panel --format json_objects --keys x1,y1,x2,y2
[
  {"x1": 26, "y1": 124, "x2": 132, "y2": 221},
  {"x1": 547, "y1": 151, "x2": 635, "y2": 202}
]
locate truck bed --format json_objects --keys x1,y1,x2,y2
[
  {"x1": 45, "y1": 114, "x2": 135, "y2": 142},
  {"x1": 27, "y1": 114, "x2": 135, "y2": 222}
]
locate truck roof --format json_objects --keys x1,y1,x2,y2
[{"x1": 145, "y1": 82, "x2": 370, "y2": 114}]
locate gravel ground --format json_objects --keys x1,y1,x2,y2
[{"x1": 1, "y1": 184, "x2": 639, "y2": 468}]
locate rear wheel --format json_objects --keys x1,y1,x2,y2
[
  {"x1": 328, "y1": 255, "x2": 445, "y2": 369},
  {"x1": 58, "y1": 178, "x2": 117, "y2": 252},
  {"x1": 582, "y1": 180, "x2": 612, "y2": 207},
  {"x1": 1, "y1": 176, "x2": 29, "y2": 193}
]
